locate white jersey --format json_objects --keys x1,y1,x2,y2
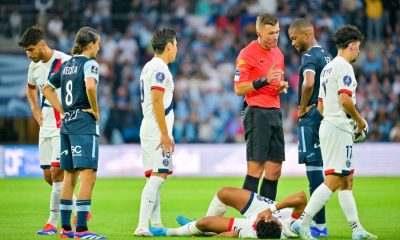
[
  {"x1": 140, "y1": 57, "x2": 174, "y2": 140},
  {"x1": 27, "y1": 50, "x2": 71, "y2": 137},
  {"x1": 318, "y1": 56, "x2": 357, "y2": 133}
]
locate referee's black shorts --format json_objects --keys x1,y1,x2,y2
[{"x1": 243, "y1": 106, "x2": 285, "y2": 162}]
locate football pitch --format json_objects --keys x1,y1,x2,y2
[{"x1": 0, "y1": 177, "x2": 399, "y2": 239}]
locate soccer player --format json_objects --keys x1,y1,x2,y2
[
  {"x1": 148, "y1": 187, "x2": 305, "y2": 239},
  {"x1": 42, "y1": 27, "x2": 106, "y2": 239},
  {"x1": 291, "y1": 25, "x2": 377, "y2": 240},
  {"x1": 19, "y1": 26, "x2": 71, "y2": 235},
  {"x1": 134, "y1": 27, "x2": 178, "y2": 236},
  {"x1": 234, "y1": 13, "x2": 288, "y2": 201},
  {"x1": 288, "y1": 19, "x2": 332, "y2": 237}
]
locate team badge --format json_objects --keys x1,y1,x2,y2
[
  {"x1": 162, "y1": 157, "x2": 169, "y2": 167},
  {"x1": 234, "y1": 69, "x2": 240, "y2": 82},
  {"x1": 155, "y1": 72, "x2": 165, "y2": 83},
  {"x1": 346, "y1": 159, "x2": 351, "y2": 168},
  {"x1": 91, "y1": 65, "x2": 98, "y2": 74},
  {"x1": 343, "y1": 75, "x2": 352, "y2": 87}
]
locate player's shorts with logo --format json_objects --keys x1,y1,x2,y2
[
  {"x1": 244, "y1": 106, "x2": 285, "y2": 162},
  {"x1": 141, "y1": 140, "x2": 173, "y2": 177},
  {"x1": 60, "y1": 133, "x2": 99, "y2": 170},
  {"x1": 297, "y1": 106, "x2": 323, "y2": 164},
  {"x1": 39, "y1": 136, "x2": 61, "y2": 169},
  {"x1": 319, "y1": 120, "x2": 354, "y2": 176}
]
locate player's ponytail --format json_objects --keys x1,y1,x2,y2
[{"x1": 71, "y1": 27, "x2": 99, "y2": 55}]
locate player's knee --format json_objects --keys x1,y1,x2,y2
[
  {"x1": 50, "y1": 167, "x2": 64, "y2": 182},
  {"x1": 298, "y1": 191, "x2": 307, "y2": 204},
  {"x1": 217, "y1": 187, "x2": 233, "y2": 202},
  {"x1": 196, "y1": 217, "x2": 212, "y2": 231}
]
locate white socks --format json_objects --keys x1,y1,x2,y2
[
  {"x1": 300, "y1": 184, "x2": 333, "y2": 227},
  {"x1": 338, "y1": 190, "x2": 365, "y2": 233},
  {"x1": 137, "y1": 176, "x2": 165, "y2": 228},
  {"x1": 167, "y1": 221, "x2": 202, "y2": 236},
  {"x1": 150, "y1": 181, "x2": 163, "y2": 227},
  {"x1": 48, "y1": 181, "x2": 62, "y2": 226},
  {"x1": 206, "y1": 194, "x2": 227, "y2": 216}
]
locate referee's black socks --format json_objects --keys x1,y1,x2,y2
[
  {"x1": 242, "y1": 175, "x2": 260, "y2": 193},
  {"x1": 260, "y1": 178, "x2": 278, "y2": 201}
]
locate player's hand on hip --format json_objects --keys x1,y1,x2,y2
[
  {"x1": 355, "y1": 117, "x2": 366, "y2": 133},
  {"x1": 33, "y1": 108, "x2": 43, "y2": 126},
  {"x1": 298, "y1": 103, "x2": 316, "y2": 118},
  {"x1": 156, "y1": 134, "x2": 174, "y2": 155},
  {"x1": 83, "y1": 108, "x2": 99, "y2": 123},
  {"x1": 266, "y1": 61, "x2": 284, "y2": 84}
]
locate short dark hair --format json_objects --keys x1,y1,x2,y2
[
  {"x1": 151, "y1": 28, "x2": 176, "y2": 54},
  {"x1": 18, "y1": 26, "x2": 44, "y2": 48},
  {"x1": 289, "y1": 18, "x2": 313, "y2": 31},
  {"x1": 255, "y1": 220, "x2": 281, "y2": 239},
  {"x1": 256, "y1": 14, "x2": 279, "y2": 31},
  {"x1": 72, "y1": 27, "x2": 100, "y2": 55},
  {"x1": 331, "y1": 25, "x2": 364, "y2": 49}
]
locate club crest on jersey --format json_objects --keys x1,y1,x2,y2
[
  {"x1": 343, "y1": 75, "x2": 352, "y2": 87},
  {"x1": 162, "y1": 157, "x2": 169, "y2": 167},
  {"x1": 156, "y1": 72, "x2": 165, "y2": 83},
  {"x1": 91, "y1": 65, "x2": 98, "y2": 74},
  {"x1": 346, "y1": 159, "x2": 351, "y2": 168},
  {"x1": 234, "y1": 69, "x2": 240, "y2": 82}
]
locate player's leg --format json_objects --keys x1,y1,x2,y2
[
  {"x1": 339, "y1": 174, "x2": 377, "y2": 239},
  {"x1": 260, "y1": 109, "x2": 284, "y2": 200},
  {"x1": 47, "y1": 136, "x2": 63, "y2": 228},
  {"x1": 37, "y1": 137, "x2": 58, "y2": 235},
  {"x1": 206, "y1": 187, "x2": 252, "y2": 216}
]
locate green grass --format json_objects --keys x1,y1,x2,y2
[{"x1": 0, "y1": 177, "x2": 399, "y2": 239}]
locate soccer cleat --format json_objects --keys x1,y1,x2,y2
[
  {"x1": 291, "y1": 220, "x2": 317, "y2": 240},
  {"x1": 176, "y1": 215, "x2": 193, "y2": 226},
  {"x1": 310, "y1": 226, "x2": 328, "y2": 238},
  {"x1": 73, "y1": 212, "x2": 92, "y2": 227},
  {"x1": 59, "y1": 229, "x2": 75, "y2": 238},
  {"x1": 74, "y1": 231, "x2": 107, "y2": 239},
  {"x1": 352, "y1": 231, "x2": 378, "y2": 239},
  {"x1": 37, "y1": 223, "x2": 57, "y2": 235},
  {"x1": 149, "y1": 227, "x2": 169, "y2": 236},
  {"x1": 134, "y1": 226, "x2": 153, "y2": 236}
]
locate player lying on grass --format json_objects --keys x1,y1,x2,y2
[{"x1": 149, "y1": 187, "x2": 306, "y2": 238}]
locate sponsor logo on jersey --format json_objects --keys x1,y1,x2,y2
[
  {"x1": 162, "y1": 157, "x2": 169, "y2": 167},
  {"x1": 346, "y1": 159, "x2": 351, "y2": 168},
  {"x1": 343, "y1": 75, "x2": 352, "y2": 86},
  {"x1": 236, "y1": 59, "x2": 245, "y2": 68},
  {"x1": 91, "y1": 65, "x2": 98, "y2": 74},
  {"x1": 71, "y1": 145, "x2": 82, "y2": 156},
  {"x1": 155, "y1": 72, "x2": 165, "y2": 83}
]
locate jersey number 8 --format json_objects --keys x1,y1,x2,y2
[{"x1": 65, "y1": 80, "x2": 73, "y2": 106}]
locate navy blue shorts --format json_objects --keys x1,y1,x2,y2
[
  {"x1": 60, "y1": 133, "x2": 99, "y2": 170},
  {"x1": 298, "y1": 106, "x2": 323, "y2": 164}
]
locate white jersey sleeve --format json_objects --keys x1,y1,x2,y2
[
  {"x1": 337, "y1": 64, "x2": 357, "y2": 101},
  {"x1": 27, "y1": 61, "x2": 36, "y2": 87}
]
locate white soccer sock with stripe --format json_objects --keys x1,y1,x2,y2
[
  {"x1": 206, "y1": 194, "x2": 227, "y2": 216},
  {"x1": 72, "y1": 194, "x2": 77, "y2": 215},
  {"x1": 150, "y1": 182, "x2": 163, "y2": 227},
  {"x1": 167, "y1": 221, "x2": 202, "y2": 236},
  {"x1": 300, "y1": 183, "x2": 333, "y2": 228},
  {"x1": 338, "y1": 190, "x2": 365, "y2": 233},
  {"x1": 48, "y1": 181, "x2": 62, "y2": 226},
  {"x1": 137, "y1": 176, "x2": 165, "y2": 228}
]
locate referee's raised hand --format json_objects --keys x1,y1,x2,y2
[{"x1": 266, "y1": 61, "x2": 284, "y2": 84}]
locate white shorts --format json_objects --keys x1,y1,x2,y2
[
  {"x1": 319, "y1": 120, "x2": 354, "y2": 176},
  {"x1": 141, "y1": 140, "x2": 173, "y2": 177},
  {"x1": 38, "y1": 136, "x2": 60, "y2": 169}
]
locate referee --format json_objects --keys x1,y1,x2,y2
[{"x1": 234, "y1": 13, "x2": 288, "y2": 201}]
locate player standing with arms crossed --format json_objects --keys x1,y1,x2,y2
[
  {"x1": 288, "y1": 19, "x2": 332, "y2": 237},
  {"x1": 42, "y1": 27, "x2": 106, "y2": 239},
  {"x1": 234, "y1": 13, "x2": 288, "y2": 201},
  {"x1": 291, "y1": 25, "x2": 377, "y2": 240},
  {"x1": 19, "y1": 26, "x2": 71, "y2": 235},
  {"x1": 134, "y1": 28, "x2": 178, "y2": 236}
]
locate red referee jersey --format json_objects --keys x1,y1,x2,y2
[{"x1": 234, "y1": 40, "x2": 285, "y2": 108}]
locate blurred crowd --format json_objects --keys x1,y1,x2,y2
[{"x1": 2, "y1": 0, "x2": 400, "y2": 143}]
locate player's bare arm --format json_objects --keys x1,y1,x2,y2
[
  {"x1": 42, "y1": 83, "x2": 64, "y2": 115},
  {"x1": 317, "y1": 99, "x2": 324, "y2": 116},
  {"x1": 83, "y1": 76, "x2": 99, "y2": 122},
  {"x1": 339, "y1": 93, "x2": 366, "y2": 132},
  {"x1": 152, "y1": 88, "x2": 174, "y2": 154},
  {"x1": 256, "y1": 191, "x2": 307, "y2": 224},
  {"x1": 27, "y1": 85, "x2": 43, "y2": 126},
  {"x1": 298, "y1": 71, "x2": 315, "y2": 117},
  {"x1": 234, "y1": 62, "x2": 284, "y2": 96}
]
